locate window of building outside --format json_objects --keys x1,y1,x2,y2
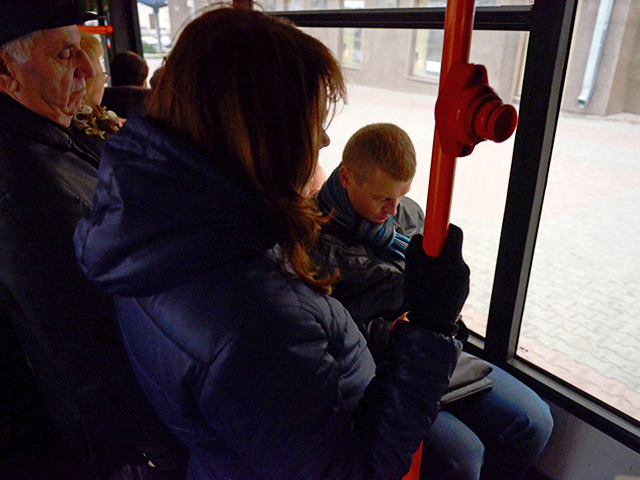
[
  {"x1": 263, "y1": 0, "x2": 277, "y2": 10},
  {"x1": 285, "y1": 0, "x2": 304, "y2": 10},
  {"x1": 412, "y1": 29, "x2": 443, "y2": 78},
  {"x1": 411, "y1": 0, "x2": 520, "y2": 80},
  {"x1": 412, "y1": 0, "x2": 444, "y2": 79},
  {"x1": 371, "y1": 0, "x2": 398, "y2": 7},
  {"x1": 341, "y1": 0, "x2": 365, "y2": 67}
]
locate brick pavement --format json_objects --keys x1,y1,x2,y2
[{"x1": 319, "y1": 84, "x2": 640, "y2": 420}]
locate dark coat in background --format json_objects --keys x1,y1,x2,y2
[
  {"x1": 0, "y1": 93, "x2": 187, "y2": 479},
  {"x1": 102, "y1": 85, "x2": 151, "y2": 119}
]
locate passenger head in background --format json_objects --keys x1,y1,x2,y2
[
  {"x1": 148, "y1": 7, "x2": 346, "y2": 290},
  {"x1": 339, "y1": 123, "x2": 416, "y2": 224},
  {"x1": 101, "y1": 50, "x2": 150, "y2": 118},
  {"x1": 79, "y1": 31, "x2": 105, "y2": 106},
  {"x1": 109, "y1": 51, "x2": 148, "y2": 87}
]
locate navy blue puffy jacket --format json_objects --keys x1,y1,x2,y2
[{"x1": 74, "y1": 117, "x2": 461, "y2": 480}]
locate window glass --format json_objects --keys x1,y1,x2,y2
[
  {"x1": 263, "y1": 0, "x2": 532, "y2": 11},
  {"x1": 306, "y1": 26, "x2": 527, "y2": 339},
  {"x1": 137, "y1": 1, "x2": 174, "y2": 79},
  {"x1": 513, "y1": 0, "x2": 640, "y2": 421},
  {"x1": 518, "y1": 109, "x2": 640, "y2": 422},
  {"x1": 306, "y1": 0, "x2": 640, "y2": 428}
]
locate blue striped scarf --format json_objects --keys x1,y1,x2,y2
[{"x1": 317, "y1": 167, "x2": 410, "y2": 259}]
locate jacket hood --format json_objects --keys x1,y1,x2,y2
[{"x1": 74, "y1": 117, "x2": 276, "y2": 297}]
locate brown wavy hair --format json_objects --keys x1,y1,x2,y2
[{"x1": 146, "y1": 6, "x2": 345, "y2": 293}]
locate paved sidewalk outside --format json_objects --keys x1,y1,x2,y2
[{"x1": 319, "y1": 84, "x2": 640, "y2": 421}]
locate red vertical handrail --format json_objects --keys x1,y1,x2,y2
[
  {"x1": 402, "y1": 441, "x2": 423, "y2": 480},
  {"x1": 422, "y1": 0, "x2": 476, "y2": 257},
  {"x1": 403, "y1": 1, "x2": 476, "y2": 478}
]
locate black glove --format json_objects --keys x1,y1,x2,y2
[{"x1": 404, "y1": 225, "x2": 470, "y2": 335}]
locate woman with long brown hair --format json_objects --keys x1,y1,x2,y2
[{"x1": 75, "y1": 7, "x2": 467, "y2": 479}]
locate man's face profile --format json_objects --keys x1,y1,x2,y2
[
  {"x1": 340, "y1": 165, "x2": 412, "y2": 224},
  {"x1": 0, "y1": 26, "x2": 95, "y2": 127}
]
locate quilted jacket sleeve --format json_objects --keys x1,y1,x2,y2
[
  {"x1": 172, "y1": 284, "x2": 461, "y2": 480},
  {"x1": 352, "y1": 321, "x2": 462, "y2": 479}
]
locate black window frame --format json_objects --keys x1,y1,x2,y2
[
  {"x1": 106, "y1": 0, "x2": 640, "y2": 453},
  {"x1": 272, "y1": 0, "x2": 640, "y2": 452}
]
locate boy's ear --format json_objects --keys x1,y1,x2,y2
[
  {"x1": 339, "y1": 165, "x2": 353, "y2": 190},
  {"x1": 0, "y1": 53, "x2": 18, "y2": 93}
]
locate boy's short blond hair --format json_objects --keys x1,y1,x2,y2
[{"x1": 342, "y1": 123, "x2": 416, "y2": 184}]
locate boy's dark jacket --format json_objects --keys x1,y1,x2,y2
[
  {"x1": 74, "y1": 117, "x2": 461, "y2": 480},
  {"x1": 313, "y1": 193, "x2": 493, "y2": 403},
  {"x1": 0, "y1": 93, "x2": 186, "y2": 478},
  {"x1": 313, "y1": 197, "x2": 424, "y2": 360}
]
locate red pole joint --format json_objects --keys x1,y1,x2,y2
[{"x1": 435, "y1": 62, "x2": 518, "y2": 158}]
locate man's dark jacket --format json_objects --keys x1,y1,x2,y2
[
  {"x1": 0, "y1": 93, "x2": 186, "y2": 479},
  {"x1": 313, "y1": 197, "x2": 424, "y2": 361}
]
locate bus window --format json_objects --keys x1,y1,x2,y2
[{"x1": 137, "y1": 0, "x2": 174, "y2": 78}]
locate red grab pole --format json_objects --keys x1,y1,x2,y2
[
  {"x1": 403, "y1": 1, "x2": 477, "y2": 479},
  {"x1": 402, "y1": 441, "x2": 423, "y2": 480},
  {"x1": 405, "y1": 0, "x2": 517, "y2": 476},
  {"x1": 422, "y1": 0, "x2": 476, "y2": 257},
  {"x1": 77, "y1": 25, "x2": 114, "y2": 36}
]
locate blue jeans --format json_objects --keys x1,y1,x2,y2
[{"x1": 419, "y1": 365, "x2": 553, "y2": 480}]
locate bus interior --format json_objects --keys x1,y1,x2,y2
[{"x1": 82, "y1": 0, "x2": 640, "y2": 478}]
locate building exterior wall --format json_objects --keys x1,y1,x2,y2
[
  {"x1": 154, "y1": 0, "x2": 639, "y2": 117},
  {"x1": 621, "y1": 0, "x2": 640, "y2": 114},
  {"x1": 300, "y1": 0, "x2": 526, "y2": 102},
  {"x1": 562, "y1": 0, "x2": 638, "y2": 115},
  {"x1": 167, "y1": 0, "x2": 195, "y2": 37}
]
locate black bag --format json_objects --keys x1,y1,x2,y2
[{"x1": 441, "y1": 352, "x2": 493, "y2": 404}]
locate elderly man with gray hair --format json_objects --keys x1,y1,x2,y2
[{"x1": 0, "y1": 1, "x2": 187, "y2": 478}]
